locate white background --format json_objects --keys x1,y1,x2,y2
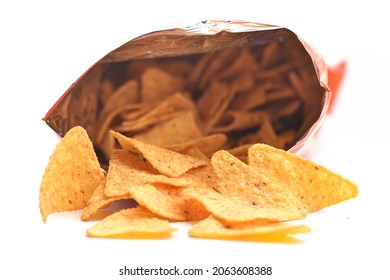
[{"x1": 1, "y1": 1, "x2": 389, "y2": 279}]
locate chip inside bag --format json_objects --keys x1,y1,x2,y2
[{"x1": 43, "y1": 20, "x2": 331, "y2": 169}]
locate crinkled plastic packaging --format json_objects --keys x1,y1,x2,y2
[{"x1": 43, "y1": 20, "x2": 331, "y2": 168}]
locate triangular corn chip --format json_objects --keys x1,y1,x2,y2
[
  {"x1": 111, "y1": 131, "x2": 207, "y2": 177},
  {"x1": 189, "y1": 216, "x2": 310, "y2": 242},
  {"x1": 87, "y1": 206, "x2": 175, "y2": 238},
  {"x1": 39, "y1": 126, "x2": 104, "y2": 222},
  {"x1": 247, "y1": 143, "x2": 359, "y2": 212}
]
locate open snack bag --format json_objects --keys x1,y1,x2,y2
[
  {"x1": 43, "y1": 20, "x2": 331, "y2": 167},
  {"x1": 40, "y1": 21, "x2": 357, "y2": 241}
]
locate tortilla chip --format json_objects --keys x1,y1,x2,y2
[
  {"x1": 111, "y1": 131, "x2": 207, "y2": 177},
  {"x1": 182, "y1": 188, "x2": 306, "y2": 223},
  {"x1": 39, "y1": 126, "x2": 104, "y2": 222},
  {"x1": 247, "y1": 144, "x2": 359, "y2": 212},
  {"x1": 211, "y1": 150, "x2": 303, "y2": 204},
  {"x1": 181, "y1": 149, "x2": 307, "y2": 223},
  {"x1": 86, "y1": 206, "x2": 175, "y2": 238},
  {"x1": 189, "y1": 216, "x2": 310, "y2": 242}
]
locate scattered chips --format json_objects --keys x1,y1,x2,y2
[
  {"x1": 40, "y1": 33, "x2": 355, "y2": 241},
  {"x1": 40, "y1": 126, "x2": 358, "y2": 241}
]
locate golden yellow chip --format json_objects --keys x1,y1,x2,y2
[
  {"x1": 181, "y1": 149, "x2": 308, "y2": 223},
  {"x1": 39, "y1": 126, "x2": 104, "y2": 222},
  {"x1": 247, "y1": 143, "x2": 359, "y2": 212},
  {"x1": 111, "y1": 131, "x2": 207, "y2": 177},
  {"x1": 189, "y1": 216, "x2": 310, "y2": 242},
  {"x1": 182, "y1": 188, "x2": 306, "y2": 223},
  {"x1": 210, "y1": 149, "x2": 306, "y2": 209},
  {"x1": 86, "y1": 206, "x2": 176, "y2": 238}
]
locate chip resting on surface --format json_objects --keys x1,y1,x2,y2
[
  {"x1": 39, "y1": 126, "x2": 104, "y2": 222},
  {"x1": 86, "y1": 206, "x2": 176, "y2": 238},
  {"x1": 189, "y1": 216, "x2": 311, "y2": 242}
]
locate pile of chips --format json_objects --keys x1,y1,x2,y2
[
  {"x1": 40, "y1": 36, "x2": 356, "y2": 241},
  {"x1": 39, "y1": 126, "x2": 358, "y2": 241},
  {"x1": 92, "y1": 41, "x2": 324, "y2": 167}
]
